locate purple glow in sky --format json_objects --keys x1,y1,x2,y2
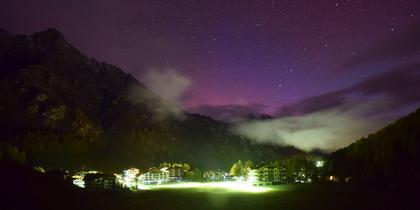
[
  {"x1": 2, "y1": 0, "x2": 420, "y2": 150},
  {"x1": 1, "y1": 0, "x2": 417, "y2": 110}
]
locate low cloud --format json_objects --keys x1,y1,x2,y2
[
  {"x1": 127, "y1": 69, "x2": 192, "y2": 119},
  {"x1": 233, "y1": 105, "x2": 381, "y2": 152},
  {"x1": 143, "y1": 69, "x2": 192, "y2": 107},
  {"x1": 233, "y1": 64, "x2": 420, "y2": 151}
]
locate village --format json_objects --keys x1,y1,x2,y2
[{"x1": 67, "y1": 159, "x2": 328, "y2": 191}]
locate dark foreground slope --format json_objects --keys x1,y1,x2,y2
[
  {"x1": 0, "y1": 28, "x2": 302, "y2": 171},
  {"x1": 329, "y1": 108, "x2": 420, "y2": 186}
]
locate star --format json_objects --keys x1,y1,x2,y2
[{"x1": 2, "y1": 0, "x2": 416, "y2": 127}]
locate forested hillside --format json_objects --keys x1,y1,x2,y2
[
  {"x1": 329, "y1": 108, "x2": 420, "y2": 185},
  {"x1": 0, "y1": 28, "x2": 303, "y2": 172}
]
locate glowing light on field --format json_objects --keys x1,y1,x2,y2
[{"x1": 137, "y1": 181, "x2": 272, "y2": 193}]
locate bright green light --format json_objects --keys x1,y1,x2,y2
[
  {"x1": 315, "y1": 160, "x2": 324, "y2": 168},
  {"x1": 137, "y1": 181, "x2": 273, "y2": 193}
]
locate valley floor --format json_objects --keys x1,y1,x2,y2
[{"x1": 1, "y1": 161, "x2": 418, "y2": 210}]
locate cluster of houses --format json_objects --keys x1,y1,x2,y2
[
  {"x1": 119, "y1": 166, "x2": 186, "y2": 188},
  {"x1": 69, "y1": 160, "x2": 325, "y2": 190},
  {"x1": 203, "y1": 170, "x2": 228, "y2": 181},
  {"x1": 248, "y1": 160, "x2": 325, "y2": 185},
  {"x1": 71, "y1": 165, "x2": 188, "y2": 191},
  {"x1": 248, "y1": 166, "x2": 313, "y2": 186}
]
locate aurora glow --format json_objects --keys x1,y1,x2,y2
[{"x1": 2, "y1": 0, "x2": 420, "y2": 151}]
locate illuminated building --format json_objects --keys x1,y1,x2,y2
[
  {"x1": 72, "y1": 170, "x2": 99, "y2": 188},
  {"x1": 123, "y1": 168, "x2": 140, "y2": 179},
  {"x1": 315, "y1": 160, "x2": 325, "y2": 182},
  {"x1": 326, "y1": 175, "x2": 339, "y2": 182},
  {"x1": 293, "y1": 168, "x2": 312, "y2": 183},
  {"x1": 247, "y1": 169, "x2": 259, "y2": 183},
  {"x1": 168, "y1": 166, "x2": 184, "y2": 181},
  {"x1": 83, "y1": 173, "x2": 118, "y2": 190},
  {"x1": 119, "y1": 168, "x2": 141, "y2": 189},
  {"x1": 204, "y1": 170, "x2": 228, "y2": 181},
  {"x1": 140, "y1": 167, "x2": 169, "y2": 184},
  {"x1": 248, "y1": 166, "x2": 287, "y2": 185}
]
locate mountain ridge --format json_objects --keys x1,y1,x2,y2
[{"x1": 0, "y1": 28, "x2": 304, "y2": 172}]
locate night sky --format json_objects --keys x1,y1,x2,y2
[{"x1": 2, "y1": 0, "x2": 420, "y2": 150}]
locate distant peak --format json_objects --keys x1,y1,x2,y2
[
  {"x1": 31, "y1": 28, "x2": 74, "y2": 54},
  {"x1": 34, "y1": 28, "x2": 63, "y2": 38},
  {"x1": 30, "y1": 28, "x2": 69, "y2": 47}
]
